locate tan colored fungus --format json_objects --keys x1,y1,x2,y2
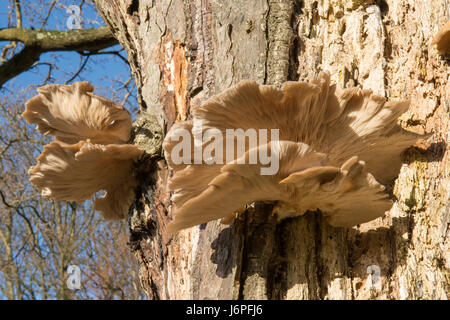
[
  {"x1": 163, "y1": 72, "x2": 426, "y2": 233},
  {"x1": 23, "y1": 81, "x2": 132, "y2": 144},
  {"x1": 23, "y1": 82, "x2": 143, "y2": 220},
  {"x1": 431, "y1": 20, "x2": 450, "y2": 55}
]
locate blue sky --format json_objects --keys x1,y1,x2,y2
[
  {"x1": 0, "y1": 0, "x2": 137, "y2": 114},
  {"x1": 0, "y1": 1, "x2": 142, "y2": 300}
]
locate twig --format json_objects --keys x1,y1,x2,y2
[
  {"x1": 121, "y1": 83, "x2": 135, "y2": 106},
  {"x1": 31, "y1": 62, "x2": 55, "y2": 84},
  {"x1": 78, "y1": 49, "x2": 129, "y2": 65},
  {"x1": 1, "y1": 43, "x2": 17, "y2": 64},
  {"x1": 14, "y1": 0, "x2": 22, "y2": 28},
  {"x1": 0, "y1": 138, "x2": 18, "y2": 157},
  {"x1": 39, "y1": 0, "x2": 57, "y2": 29},
  {"x1": 1, "y1": 0, "x2": 22, "y2": 64},
  {"x1": 64, "y1": 54, "x2": 90, "y2": 84}
]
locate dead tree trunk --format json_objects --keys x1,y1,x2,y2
[{"x1": 94, "y1": 0, "x2": 449, "y2": 299}]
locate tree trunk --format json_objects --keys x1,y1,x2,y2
[{"x1": 94, "y1": 0, "x2": 449, "y2": 300}]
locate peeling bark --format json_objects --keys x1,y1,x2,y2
[
  {"x1": 95, "y1": 0, "x2": 449, "y2": 300},
  {"x1": 156, "y1": 31, "x2": 188, "y2": 127}
]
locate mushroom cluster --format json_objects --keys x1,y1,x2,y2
[
  {"x1": 23, "y1": 82, "x2": 143, "y2": 220},
  {"x1": 164, "y1": 72, "x2": 426, "y2": 233}
]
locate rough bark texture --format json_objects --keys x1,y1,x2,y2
[{"x1": 94, "y1": 0, "x2": 449, "y2": 300}]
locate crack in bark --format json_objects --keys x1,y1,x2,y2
[{"x1": 263, "y1": 0, "x2": 271, "y2": 84}]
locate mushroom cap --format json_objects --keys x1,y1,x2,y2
[
  {"x1": 166, "y1": 141, "x2": 391, "y2": 233},
  {"x1": 164, "y1": 72, "x2": 426, "y2": 233},
  {"x1": 431, "y1": 20, "x2": 450, "y2": 55},
  {"x1": 23, "y1": 81, "x2": 132, "y2": 145},
  {"x1": 29, "y1": 140, "x2": 143, "y2": 220},
  {"x1": 189, "y1": 72, "x2": 422, "y2": 184}
]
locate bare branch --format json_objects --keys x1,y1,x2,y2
[
  {"x1": 64, "y1": 55, "x2": 90, "y2": 84},
  {"x1": 0, "y1": 138, "x2": 19, "y2": 157},
  {"x1": 0, "y1": 46, "x2": 42, "y2": 87},
  {"x1": 79, "y1": 49, "x2": 129, "y2": 65},
  {"x1": 1, "y1": 0, "x2": 22, "y2": 64},
  {"x1": 1, "y1": 42, "x2": 17, "y2": 64},
  {"x1": 30, "y1": 62, "x2": 55, "y2": 84},
  {"x1": 121, "y1": 82, "x2": 135, "y2": 106},
  {"x1": 14, "y1": 0, "x2": 22, "y2": 28},
  {"x1": 39, "y1": 0, "x2": 57, "y2": 29},
  {"x1": 0, "y1": 26, "x2": 117, "y2": 52},
  {"x1": 0, "y1": 26, "x2": 118, "y2": 87}
]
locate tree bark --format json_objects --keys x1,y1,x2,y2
[{"x1": 94, "y1": 0, "x2": 449, "y2": 300}]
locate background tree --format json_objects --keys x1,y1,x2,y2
[
  {"x1": 0, "y1": 0, "x2": 145, "y2": 299},
  {"x1": 94, "y1": 0, "x2": 449, "y2": 300}
]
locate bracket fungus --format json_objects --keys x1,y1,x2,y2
[
  {"x1": 23, "y1": 82, "x2": 143, "y2": 220},
  {"x1": 431, "y1": 20, "x2": 450, "y2": 55},
  {"x1": 163, "y1": 72, "x2": 427, "y2": 233}
]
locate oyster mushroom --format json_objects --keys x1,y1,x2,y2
[
  {"x1": 23, "y1": 82, "x2": 143, "y2": 220},
  {"x1": 163, "y1": 72, "x2": 426, "y2": 233}
]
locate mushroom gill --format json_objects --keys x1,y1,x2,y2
[
  {"x1": 23, "y1": 82, "x2": 143, "y2": 220},
  {"x1": 163, "y1": 72, "x2": 427, "y2": 233},
  {"x1": 431, "y1": 20, "x2": 450, "y2": 55},
  {"x1": 23, "y1": 81, "x2": 132, "y2": 145}
]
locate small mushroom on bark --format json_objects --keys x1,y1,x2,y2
[
  {"x1": 431, "y1": 20, "x2": 450, "y2": 55},
  {"x1": 163, "y1": 72, "x2": 427, "y2": 233},
  {"x1": 23, "y1": 82, "x2": 143, "y2": 220}
]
